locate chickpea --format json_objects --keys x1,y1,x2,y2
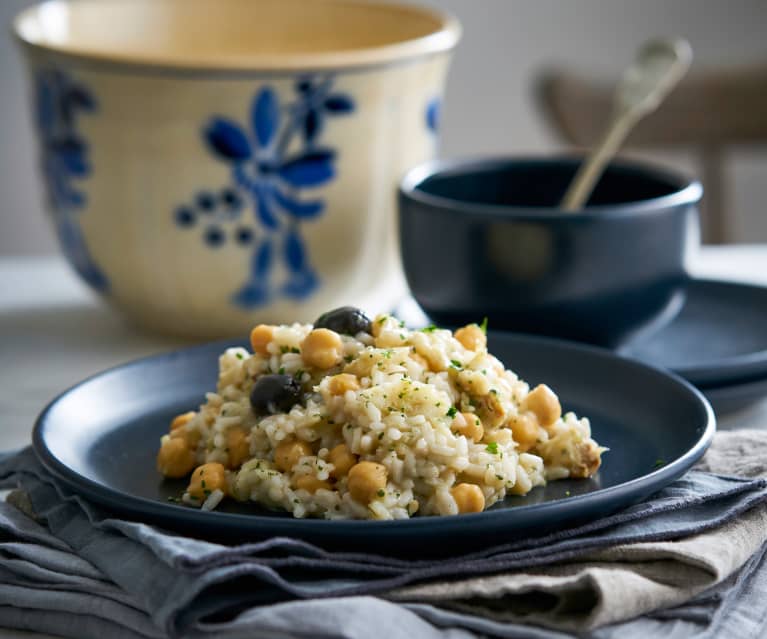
[
  {"x1": 508, "y1": 412, "x2": 540, "y2": 453},
  {"x1": 274, "y1": 439, "x2": 312, "y2": 472},
  {"x1": 451, "y1": 483, "x2": 485, "y2": 513},
  {"x1": 225, "y1": 428, "x2": 250, "y2": 469},
  {"x1": 249, "y1": 324, "x2": 274, "y2": 356},
  {"x1": 483, "y1": 428, "x2": 512, "y2": 446},
  {"x1": 451, "y1": 411, "x2": 484, "y2": 442},
  {"x1": 301, "y1": 328, "x2": 344, "y2": 369},
  {"x1": 328, "y1": 443, "x2": 357, "y2": 478},
  {"x1": 169, "y1": 425, "x2": 201, "y2": 449},
  {"x1": 294, "y1": 475, "x2": 331, "y2": 493},
  {"x1": 327, "y1": 373, "x2": 360, "y2": 395},
  {"x1": 347, "y1": 461, "x2": 388, "y2": 504},
  {"x1": 454, "y1": 324, "x2": 487, "y2": 352},
  {"x1": 170, "y1": 411, "x2": 196, "y2": 431},
  {"x1": 187, "y1": 462, "x2": 228, "y2": 500},
  {"x1": 157, "y1": 437, "x2": 196, "y2": 478},
  {"x1": 522, "y1": 384, "x2": 561, "y2": 427}
]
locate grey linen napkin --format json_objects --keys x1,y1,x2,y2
[{"x1": 0, "y1": 430, "x2": 766, "y2": 639}]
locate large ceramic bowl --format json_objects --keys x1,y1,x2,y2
[
  {"x1": 14, "y1": 0, "x2": 460, "y2": 337},
  {"x1": 399, "y1": 156, "x2": 702, "y2": 347}
]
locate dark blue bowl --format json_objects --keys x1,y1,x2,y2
[{"x1": 399, "y1": 156, "x2": 702, "y2": 347}]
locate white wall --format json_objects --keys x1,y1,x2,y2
[{"x1": 1, "y1": 0, "x2": 766, "y2": 254}]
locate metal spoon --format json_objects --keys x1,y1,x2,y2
[{"x1": 560, "y1": 37, "x2": 693, "y2": 212}]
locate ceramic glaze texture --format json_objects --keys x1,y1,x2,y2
[{"x1": 16, "y1": 0, "x2": 458, "y2": 337}]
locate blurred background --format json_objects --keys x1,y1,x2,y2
[{"x1": 1, "y1": 0, "x2": 766, "y2": 254}]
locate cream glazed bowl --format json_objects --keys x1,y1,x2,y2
[{"x1": 14, "y1": 0, "x2": 460, "y2": 337}]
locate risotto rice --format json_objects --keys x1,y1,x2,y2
[{"x1": 156, "y1": 307, "x2": 606, "y2": 519}]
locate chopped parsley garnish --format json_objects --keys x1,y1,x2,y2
[
  {"x1": 344, "y1": 354, "x2": 354, "y2": 363},
  {"x1": 495, "y1": 474, "x2": 503, "y2": 480},
  {"x1": 377, "y1": 489, "x2": 386, "y2": 497},
  {"x1": 236, "y1": 353, "x2": 244, "y2": 360},
  {"x1": 450, "y1": 359, "x2": 462, "y2": 369},
  {"x1": 565, "y1": 490, "x2": 571, "y2": 497},
  {"x1": 480, "y1": 316, "x2": 488, "y2": 334},
  {"x1": 378, "y1": 432, "x2": 384, "y2": 440},
  {"x1": 399, "y1": 319, "x2": 405, "y2": 328},
  {"x1": 654, "y1": 458, "x2": 666, "y2": 468},
  {"x1": 280, "y1": 345, "x2": 290, "y2": 354},
  {"x1": 382, "y1": 350, "x2": 392, "y2": 358},
  {"x1": 421, "y1": 325, "x2": 438, "y2": 333},
  {"x1": 486, "y1": 442, "x2": 499, "y2": 454},
  {"x1": 294, "y1": 369, "x2": 304, "y2": 380},
  {"x1": 291, "y1": 347, "x2": 300, "y2": 354},
  {"x1": 446, "y1": 406, "x2": 457, "y2": 418},
  {"x1": 400, "y1": 334, "x2": 407, "y2": 340},
  {"x1": 378, "y1": 316, "x2": 388, "y2": 325},
  {"x1": 278, "y1": 366, "x2": 285, "y2": 375}
]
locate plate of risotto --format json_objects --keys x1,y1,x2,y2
[{"x1": 34, "y1": 307, "x2": 714, "y2": 549}]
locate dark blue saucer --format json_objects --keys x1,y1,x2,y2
[
  {"x1": 620, "y1": 279, "x2": 767, "y2": 387},
  {"x1": 33, "y1": 333, "x2": 714, "y2": 553},
  {"x1": 702, "y1": 375, "x2": 767, "y2": 417}
]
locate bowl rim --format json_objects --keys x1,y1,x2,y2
[
  {"x1": 399, "y1": 154, "x2": 704, "y2": 220},
  {"x1": 13, "y1": 0, "x2": 461, "y2": 73}
]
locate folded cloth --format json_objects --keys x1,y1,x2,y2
[{"x1": 0, "y1": 430, "x2": 766, "y2": 639}]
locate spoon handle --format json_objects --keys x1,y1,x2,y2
[
  {"x1": 560, "y1": 112, "x2": 635, "y2": 212},
  {"x1": 560, "y1": 37, "x2": 692, "y2": 213}
]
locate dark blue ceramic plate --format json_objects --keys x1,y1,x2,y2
[
  {"x1": 33, "y1": 334, "x2": 714, "y2": 553},
  {"x1": 620, "y1": 279, "x2": 767, "y2": 387}
]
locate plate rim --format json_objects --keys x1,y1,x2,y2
[{"x1": 32, "y1": 333, "x2": 716, "y2": 533}]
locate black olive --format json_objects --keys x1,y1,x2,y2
[
  {"x1": 314, "y1": 306, "x2": 372, "y2": 335},
  {"x1": 249, "y1": 374, "x2": 303, "y2": 416}
]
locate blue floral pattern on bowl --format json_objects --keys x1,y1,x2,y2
[
  {"x1": 35, "y1": 69, "x2": 108, "y2": 291},
  {"x1": 426, "y1": 96, "x2": 441, "y2": 133},
  {"x1": 174, "y1": 76, "x2": 354, "y2": 309}
]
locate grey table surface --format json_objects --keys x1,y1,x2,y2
[{"x1": 1, "y1": 246, "x2": 766, "y2": 639}]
